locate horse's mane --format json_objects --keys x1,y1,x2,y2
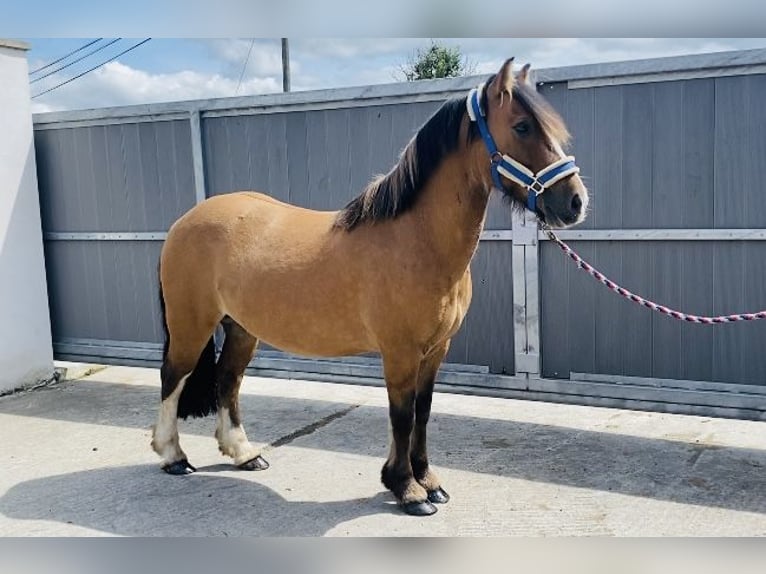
[
  {"x1": 333, "y1": 96, "x2": 470, "y2": 231},
  {"x1": 333, "y1": 79, "x2": 568, "y2": 231}
]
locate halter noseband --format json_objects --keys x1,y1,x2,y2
[{"x1": 466, "y1": 83, "x2": 580, "y2": 213}]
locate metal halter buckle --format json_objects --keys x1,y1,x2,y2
[
  {"x1": 529, "y1": 179, "x2": 545, "y2": 195},
  {"x1": 490, "y1": 151, "x2": 503, "y2": 165}
]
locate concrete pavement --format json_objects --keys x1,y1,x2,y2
[{"x1": 1, "y1": 364, "x2": 765, "y2": 536}]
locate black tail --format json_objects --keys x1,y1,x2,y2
[{"x1": 158, "y1": 265, "x2": 218, "y2": 420}]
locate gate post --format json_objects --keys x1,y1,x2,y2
[
  {"x1": 189, "y1": 109, "x2": 207, "y2": 204},
  {"x1": 189, "y1": 109, "x2": 224, "y2": 353},
  {"x1": 511, "y1": 209, "x2": 541, "y2": 377}
]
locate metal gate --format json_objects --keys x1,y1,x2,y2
[{"x1": 34, "y1": 48, "x2": 766, "y2": 419}]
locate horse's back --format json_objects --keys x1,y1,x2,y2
[
  {"x1": 170, "y1": 191, "x2": 334, "y2": 232},
  {"x1": 161, "y1": 191, "x2": 374, "y2": 355},
  {"x1": 165, "y1": 191, "x2": 336, "y2": 260}
]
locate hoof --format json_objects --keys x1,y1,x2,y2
[
  {"x1": 401, "y1": 500, "x2": 438, "y2": 516},
  {"x1": 163, "y1": 460, "x2": 196, "y2": 475},
  {"x1": 427, "y1": 487, "x2": 450, "y2": 504},
  {"x1": 239, "y1": 455, "x2": 269, "y2": 471}
]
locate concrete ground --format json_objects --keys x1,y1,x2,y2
[{"x1": 1, "y1": 364, "x2": 765, "y2": 536}]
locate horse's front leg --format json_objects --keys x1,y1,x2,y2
[
  {"x1": 411, "y1": 340, "x2": 450, "y2": 504},
  {"x1": 380, "y1": 352, "x2": 437, "y2": 516}
]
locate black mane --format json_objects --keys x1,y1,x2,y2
[{"x1": 334, "y1": 96, "x2": 474, "y2": 230}]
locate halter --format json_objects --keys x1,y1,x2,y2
[{"x1": 466, "y1": 82, "x2": 580, "y2": 213}]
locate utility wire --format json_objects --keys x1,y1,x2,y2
[
  {"x1": 31, "y1": 38, "x2": 122, "y2": 84},
  {"x1": 29, "y1": 38, "x2": 103, "y2": 75},
  {"x1": 32, "y1": 38, "x2": 152, "y2": 99},
  {"x1": 235, "y1": 38, "x2": 255, "y2": 95}
]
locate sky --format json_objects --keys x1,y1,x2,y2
[{"x1": 23, "y1": 38, "x2": 766, "y2": 113}]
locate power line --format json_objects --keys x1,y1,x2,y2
[
  {"x1": 29, "y1": 38, "x2": 103, "y2": 75},
  {"x1": 32, "y1": 38, "x2": 152, "y2": 99},
  {"x1": 31, "y1": 38, "x2": 122, "y2": 84},
  {"x1": 235, "y1": 38, "x2": 255, "y2": 95}
]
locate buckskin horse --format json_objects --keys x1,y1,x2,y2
[{"x1": 152, "y1": 58, "x2": 588, "y2": 516}]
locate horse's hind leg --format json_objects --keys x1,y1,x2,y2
[
  {"x1": 411, "y1": 340, "x2": 450, "y2": 504},
  {"x1": 214, "y1": 319, "x2": 268, "y2": 470},
  {"x1": 153, "y1": 369, "x2": 196, "y2": 474},
  {"x1": 380, "y1": 350, "x2": 437, "y2": 516},
  {"x1": 152, "y1": 294, "x2": 222, "y2": 474}
]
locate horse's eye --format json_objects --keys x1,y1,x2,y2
[{"x1": 513, "y1": 121, "x2": 530, "y2": 137}]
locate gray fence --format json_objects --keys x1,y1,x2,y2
[{"x1": 34, "y1": 48, "x2": 766, "y2": 419}]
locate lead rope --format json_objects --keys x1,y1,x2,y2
[{"x1": 540, "y1": 222, "x2": 766, "y2": 324}]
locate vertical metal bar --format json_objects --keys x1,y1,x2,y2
[
  {"x1": 519, "y1": 76, "x2": 543, "y2": 378},
  {"x1": 189, "y1": 109, "x2": 206, "y2": 204},
  {"x1": 511, "y1": 209, "x2": 541, "y2": 376},
  {"x1": 511, "y1": 211, "x2": 528, "y2": 374},
  {"x1": 281, "y1": 38, "x2": 291, "y2": 93},
  {"x1": 189, "y1": 108, "x2": 224, "y2": 351},
  {"x1": 523, "y1": 210, "x2": 541, "y2": 376}
]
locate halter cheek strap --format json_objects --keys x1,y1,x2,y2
[{"x1": 466, "y1": 83, "x2": 580, "y2": 213}]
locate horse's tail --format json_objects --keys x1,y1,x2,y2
[{"x1": 158, "y1": 262, "x2": 218, "y2": 420}]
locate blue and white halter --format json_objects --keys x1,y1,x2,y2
[{"x1": 466, "y1": 82, "x2": 580, "y2": 213}]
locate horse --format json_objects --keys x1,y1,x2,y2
[{"x1": 151, "y1": 58, "x2": 589, "y2": 516}]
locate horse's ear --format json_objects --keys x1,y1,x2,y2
[
  {"x1": 517, "y1": 63, "x2": 531, "y2": 86},
  {"x1": 488, "y1": 57, "x2": 515, "y2": 103}
]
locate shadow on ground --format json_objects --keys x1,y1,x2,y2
[
  {"x1": 0, "y1": 464, "x2": 396, "y2": 536},
  {"x1": 1, "y1": 375, "x2": 765, "y2": 535}
]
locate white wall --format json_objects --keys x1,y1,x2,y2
[{"x1": 0, "y1": 40, "x2": 54, "y2": 393}]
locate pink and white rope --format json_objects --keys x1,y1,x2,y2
[{"x1": 542, "y1": 225, "x2": 766, "y2": 324}]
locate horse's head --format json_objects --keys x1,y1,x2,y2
[{"x1": 471, "y1": 58, "x2": 589, "y2": 228}]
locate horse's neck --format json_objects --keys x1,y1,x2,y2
[{"x1": 413, "y1": 151, "x2": 490, "y2": 280}]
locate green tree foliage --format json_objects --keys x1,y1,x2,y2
[{"x1": 400, "y1": 41, "x2": 473, "y2": 81}]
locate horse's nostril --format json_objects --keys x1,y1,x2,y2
[{"x1": 571, "y1": 193, "x2": 582, "y2": 213}]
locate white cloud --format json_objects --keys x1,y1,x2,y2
[
  {"x1": 203, "y1": 39, "x2": 299, "y2": 77},
  {"x1": 263, "y1": 38, "x2": 766, "y2": 94},
  {"x1": 294, "y1": 38, "x2": 422, "y2": 59},
  {"x1": 292, "y1": 38, "x2": 766, "y2": 91},
  {"x1": 29, "y1": 38, "x2": 766, "y2": 113},
  {"x1": 468, "y1": 38, "x2": 766, "y2": 73},
  {"x1": 31, "y1": 61, "x2": 281, "y2": 112},
  {"x1": 30, "y1": 101, "x2": 57, "y2": 114},
  {"x1": 437, "y1": 38, "x2": 766, "y2": 82}
]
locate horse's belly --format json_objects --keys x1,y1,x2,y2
[
  {"x1": 253, "y1": 326, "x2": 374, "y2": 358},
  {"x1": 225, "y1": 285, "x2": 375, "y2": 358}
]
